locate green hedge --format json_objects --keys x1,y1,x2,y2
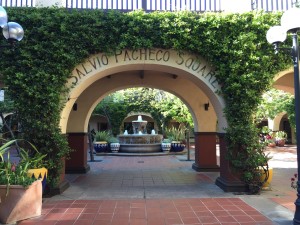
[{"x1": 0, "y1": 8, "x2": 291, "y2": 190}]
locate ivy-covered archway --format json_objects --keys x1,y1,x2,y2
[{"x1": 0, "y1": 8, "x2": 291, "y2": 191}]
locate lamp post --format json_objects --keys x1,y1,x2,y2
[
  {"x1": 0, "y1": 6, "x2": 24, "y2": 45},
  {"x1": 266, "y1": 7, "x2": 300, "y2": 224}
]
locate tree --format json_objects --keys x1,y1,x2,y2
[
  {"x1": 255, "y1": 88, "x2": 295, "y2": 129},
  {"x1": 93, "y1": 88, "x2": 193, "y2": 134}
]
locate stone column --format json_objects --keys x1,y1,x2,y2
[
  {"x1": 192, "y1": 132, "x2": 219, "y2": 172},
  {"x1": 66, "y1": 133, "x2": 90, "y2": 173},
  {"x1": 215, "y1": 133, "x2": 247, "y2": 192}
]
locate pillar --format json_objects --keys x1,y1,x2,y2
[
  {"x1": 66, "y1": 133, "x2": 90, "y2": 173},
  {"x1": 192, "y1": 132, "x2": 219, "y2": 172},
  {"x1": 215, "y1": 133, "x2": 248, "y2": 192}
]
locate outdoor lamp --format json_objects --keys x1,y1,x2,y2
[
  {"x1": 266, "y1": 7, "x2": 300, "y2": 225},
  {"x1": 0, "y1": 6, "x2": 24, "y2": 45}
]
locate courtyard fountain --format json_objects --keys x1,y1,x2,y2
[{"x1": 118, "y1": 115, "x2": 163, "y2": 153}]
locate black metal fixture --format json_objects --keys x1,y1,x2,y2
[
  {"x1": 204, "y1": 102, "x2": 209, "y2": 111},
  {"x1": 266, "y1": 7, "x2": 300, "y2": 225},
  {"x1": 0, "y1": 6, "x2": 24, "y2": 46},
  {"x1": 72, "y1": 103, "x2": 77, "y2": 111}
]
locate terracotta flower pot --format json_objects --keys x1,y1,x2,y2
[
  {"x1": 0, "y1": 179, "x2": 42, "y2": 224},
  {"x1": 27, "y1": 167, "x2": 48, "y2": 192}
]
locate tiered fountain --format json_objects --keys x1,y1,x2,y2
[{"x1": 118, "y1": 115, "x2": 163, "y2": 153}]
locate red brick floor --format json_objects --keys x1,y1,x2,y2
[{"x1": 19, "y1": 198, "x2": 273, "y2": 225}]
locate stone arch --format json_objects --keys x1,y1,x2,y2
[
  {"x1": 61, "y1": 49, "x2": 227, "y2": 135},
  {"x1": 63, "y1": 49, "x2": 236, "y2": 191}
]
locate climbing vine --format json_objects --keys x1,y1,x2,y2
[{"x1": 0, "y1": 7, "x2": 291, "y2": 191}]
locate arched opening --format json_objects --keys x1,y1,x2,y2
[{"x1": 60, "y1": 49, "x2": 236, "y2": 190}]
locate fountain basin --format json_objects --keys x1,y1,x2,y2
[{"x1": 118, "y1": 134, "x2": 163, "y2": 153}]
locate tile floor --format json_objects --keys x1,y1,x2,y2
[
  {"x1": 19, "y1": 198, "x2": 273, "y2": 225},
  {"x1": 10, "y1": 147, "x2": 296, "y2": 225}
]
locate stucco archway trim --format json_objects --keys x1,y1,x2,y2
[{"x1": 60, "y1": 49, "x2": 227, "y2": 134}]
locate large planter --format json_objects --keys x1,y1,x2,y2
[
  {"x1": 110, "y1": 142, "x2": 120, "y2": 153},
  {"x1": 161, "y1": 142, "x2": 171, "y2": 152},
  {"x1": 171, "y1": 142, "x2": 185, "y2": 152},
  {"x1": 94, "y1": 141, "x2": 108, "y2": 153},
  {"x1": 259, "y1": 166, "x2": 273, "y2": 188},
  {"x1": 276, "y1": 139, "x2": 285, "y2": 147},
  {"x1": 0, "y1": 179, "x2": 42, "y2": 224},
  {"x1": 27, "y1": 167, "x2": 48, "y2": 193}
]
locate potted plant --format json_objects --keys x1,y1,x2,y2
[
  {"x1": 0, "y1": 139, "x2": 43, "y2": 224},
  {"x1": 275, "y1": 131, "x2": 287, "y2": 147},
  {"x1": 165, "y1": 127, "x2": 186, "y2": 152},
  {"x1": 18, "y1": 143, "x2": 48, "y2": 192},
  {"x1": 265, "y1": 132, "x2": 276, "y2": 147},
  {"x1": 108, "y1": 137, "x2": 120, "y2": 153},
  {"x1": 161, "y1": 139, "x2": 171, "y2": 152},
  {"x1": 93, "y1": 131, "x2": 111, "y2": 153}
]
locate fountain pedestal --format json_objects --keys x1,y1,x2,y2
[
  {"x1": 118, "y1": 134, "x2": 163, "y2": 153},
  {"x1": 118, "y1": 115, "x2": 163, "y2": 153}
]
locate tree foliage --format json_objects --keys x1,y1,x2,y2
[
  {"x1": 93, "y1": 88, "x2": 192, "y2": 135},
  {"x1": 0, "y1": 8, "x2": 291, "y2": 190},
  {"x1": 256, "y1": 89, "x2": 295, "y2": 129}
]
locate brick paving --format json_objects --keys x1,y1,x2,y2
[
  {"x1": 19, "y1": 198, "x2": 274, "y2": 225},
  {"x1": 9, "y1": 146, "x2": 297, "y2": 224}
]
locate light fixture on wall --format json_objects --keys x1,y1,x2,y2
[
  {"x1": 266, "y1": 7, "x2": 300, "y2": 225},
  {"x1": 72, "y1": 103, "x2": 77, "y2": 111},
  {"x1": 0, "y1": 6, "x2": 24, "y2": 47},
  {"x1": 204, "y1": 102, "x2": 209, "y2": 111}
]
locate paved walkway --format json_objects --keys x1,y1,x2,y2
[{"x1": 13, "y1": 145, "x2": 298, "y2": 225}]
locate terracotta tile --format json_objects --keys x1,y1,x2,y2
[
  {"x1": 55, "y1": 221, "x2": 74, "y2": 225},
  {"x1": 176, "y1": 206, "x2": 192, "y2": 212},
  {"x1": 66, "y1": 208, "x2": 84, "y2": 213},
  {"x1": 83, "y1": 208, "x2": 99, "y2": 213},
  {"x1": 93, "y1": 219, "x2": 111, "y2": 225},
  {"x1": 233, "y1": 215, "x2": 255, "y2": 222},
  {"x1": 221, "y1": 205, "x2": 241, "y2": 211},
  {"x1": 147, "y1": 217, "x2": 166, "y2": 225},
  {"x1": 43, "y1": 213, "x2": 63, "y2": 220},
  {"x1": 130, "y1": 210, "x2": 146, "y2": 219},
  {"x1": 162, "y1": 206, "x2": 178, "y2": 213},
  {"x1": 70, "y1": 203, "x2": 86, "y2": 208},
  {"x1": 35, "y1": 221, "x2": 57, "y2": 225},
  {"x1": 55, "y1": 202, "x2": 73, "y2": 207},
  {"x1": 78, "y1": 213, "x2": 96, "y2": 220},
  {"x1": 198, "y1": 216, "x2": 219, "y2": 223},
  {"x1": 17, "y1": 221, "x2": 38, "y2": 225},
  {"x1": 179, "y1": 211, "x2": 196, "y2": 218},
  {"x1": 110, "y1": 218, "x2": 129, "y2": 225},
  {"x1": 60, "y1": 213, "x2": 80, "y2": 220},
  {"x1": 191, "y1": 206, "x2": 207, "y2": 211},
  {"x1": 195, "y1": 211, "x2": 214, "y2": 217},
  {"x1": 99, "y1": 207, "x2": 115, "y2": 213},
  {"x1": 243, "y1": 210, "x2": 262, "y2": 216},
  {"x1": 130, "y1": 218, "x2": 147, "y2": 225},
  {"x1": 131, "y1": 202, "x2": 145, "y2": 208},
  {"x1": 42, "y1": 204, "x2": 56, "y2": 209},
  {"x1": 73, "y1": 219, "x2": 94, "y2": 225},
  {"x1": 181, "y1": 217, "x2": 200, "y2": 224},
  {"x1": 95, "y1": 213, "x2": 113, "y2": 220},
  {"x1": 114, "y1": 211, "x2": 130, "y2": 218},
  {"x1": 86, "y1": 203, "x2": 102, "y2": 208},
  {"x1": 165, "y1": 218, "x2": 183, "y2": 225},
  {"x1": 164, "y1": 212, "x2": 180, "y2": 219},
  {"x1": 227, "y1": 210, "x2": 247, "y2": 216},
  {"x1": 250, "y1": 215, "x2": 272, "y2": 222},
  {"x1": 49, "y1": 208, "x2": 68, "y2": 213},
  {"x1": 206, "y1": 205, "x2": 224, "y2": 211},
  {"x1": 211, "y1": 210, "x2": 230, "y2": 217},
  {"x1": 215, "y1": 215, "x2": 237, "y2": 223}
]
